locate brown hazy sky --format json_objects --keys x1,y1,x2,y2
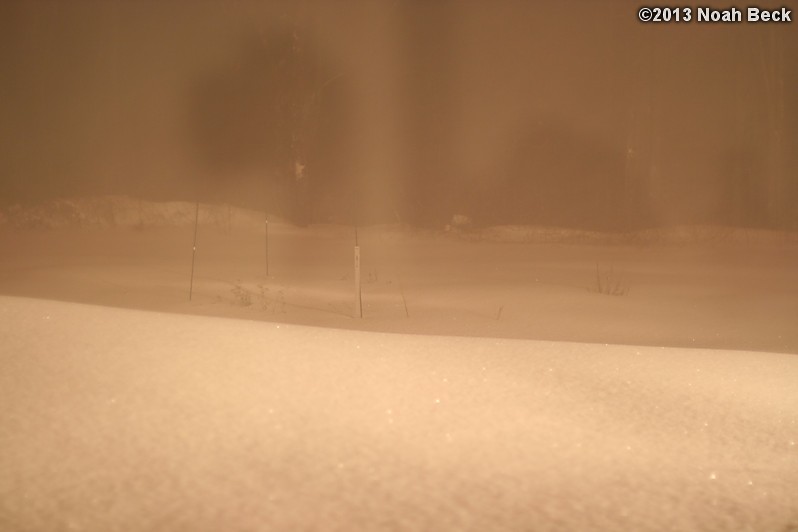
[{"x1": 1, "y1": 0, "x2": 795, "y2": 227}]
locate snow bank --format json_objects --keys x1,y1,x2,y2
[
  {"x1": 2, "y1": 196, "x2": 796, "y2": 246},
  {"x1": 0, "y1": 196, "x2": 276, "y2": 231},
  {"x1": 470, "y1": 224, "x2": 798, "y2": 246},
  {"x1": 1, "y1": 296, "x2": 796, "y2": 531}
]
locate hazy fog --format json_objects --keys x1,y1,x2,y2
[
  {"x1": 1, "y1": 0, "x2": 795, "y2": 229},
  {"x1": 2, "y1": 6, "x2": 797, "y2": 528}
]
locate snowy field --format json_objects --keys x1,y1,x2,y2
[{"x1": 1, "y1": 197, "x2": 797, "y2": 531}]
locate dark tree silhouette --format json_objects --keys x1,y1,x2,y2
[
  {"x1": 188, "y1": 16, "x2": 347, "y2": 224},
  {"x1": 473, "y1": 118, "x2": 625, "y2": 230}
]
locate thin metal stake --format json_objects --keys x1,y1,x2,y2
[
  {"x1": 354, "y1": 244, "x2": 362, "y2": 318},
  {"x1": 265, "y1": 215, "x2": 270, "y2": 277},
  {"x1": 189, "y1": 201, "x2": 199, "y2": 301}
]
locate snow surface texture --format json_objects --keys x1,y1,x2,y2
[
  {"x1": 1, "y1": 197, "x2": 797, "y2": 530},
  {"x1": 1, "y1": 296, "x2": 797, "y2": 532}
]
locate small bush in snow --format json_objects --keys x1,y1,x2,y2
[
  {"x1": 231, "y1": 282, "x2": 253, "y2": 306},
  {"x1": 592, "y1": 263, "x2": 628, "y2": 296}
]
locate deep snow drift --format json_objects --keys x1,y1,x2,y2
[
  {"x1": 1, "y1": 197, "x2": 797, "y2": 531},
  {"x1": 1, "y1": 296, "x2": 797, "y2": 531}
]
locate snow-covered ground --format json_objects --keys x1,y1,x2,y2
[
  {"x1": 1, "y1": 197, "x2": 797, "y2": 531},
  {"x1": 1, "y1": 197, "x2": 796, "y2": 354},
  {"x1": 1, "y1": 296, "x2": 797, "y2": 531}
]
